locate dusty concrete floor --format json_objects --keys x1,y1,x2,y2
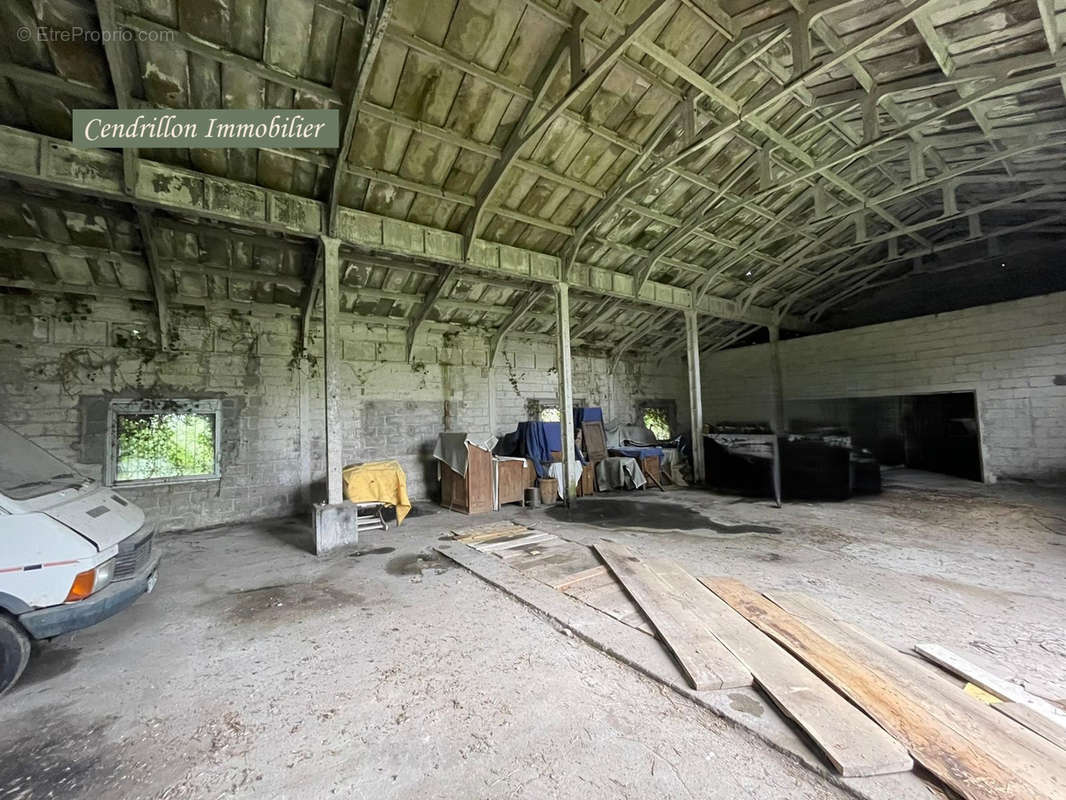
[{"x1": 2, "y1": 470, "x2": 1063, "y2": 799}]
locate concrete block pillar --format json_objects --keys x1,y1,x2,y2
[
  {"x1": 321, "y1": 236, "x2": 343, "y2": 506},
  {"x1": 554, "y1": 282, "x2": 577, "y2": 505}
]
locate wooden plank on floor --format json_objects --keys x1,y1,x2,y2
[
  {"x1": 453, "y1": 520, "x2": 523, "y2": 536},
  {"x1": 453, "y1": 521, "x2": 527, "y2": 542},
  {"x1": 517, "y1": 547, "x2": 601, "y2": 583},
  {"x1": 639, "y1": 560, "x2": 913, "y2": 776},
  {"x1": 551, "y1": 565, "x2": 608, "y2": 591},
  {"x1": 769, "y1": 591, "x2": 1066, "y2": 778},
  {"x1": 475, "y1": 532, "x2": 554, "y2": 552},
  {"x1": 564, "y1": 579, "x2": 654, "y2": 635},
  {"x1": 997, "y1": 702, "x2": 1066, "y2": 752},
  {"x1": 705, "y1": 581, "x2": 1063, "y2": 800},
  {"x1": 499, "y1": 539, "x2": 575, "y2": 563},
  {"x1": 595, "y1": 542, "x2": 750, "y2": 691},
  {"x1": 915, "y1": 643, "x2": 1066, "y2": 735}
]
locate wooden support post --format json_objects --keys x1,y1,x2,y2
[
  {"x1": 569, "y1": 10, "x2": 585, "y2": 86},
  {"x1": 555, "y1": 282, "x2": 578, "y2": 506},
  {"x1": 769, "y1": 324, "x2": 785, "y2": 508},
  {"x1": 909, "y1": 141, "x2": 926, "y2": 184},
  {"x1": 759, "y1": 147, "x2": 773, "y2": 190},
  {"x1": 790, "y1": 12, "x2": 811, "y2": 78},
  {"x1": 814, "y1": 182, "x2": 828, "y2": 218},
  {"x1": 685, "y1": 310, "x2": 705, "y2": 484},
  {"x1": 321, "y1": 236, "x2": 344, "y2": 506},
  {"x1": 862, "y1": 94, "x2": 880, "y2": 144},
  {"x1": 942, "y1": 180, "x2": 959, "y2": 216}
]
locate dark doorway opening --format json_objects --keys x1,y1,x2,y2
[
  {"x1": 790, "y1": 391, "x2": 982, "y2": 482},
  {"x1": 901, "y1": 392, "x2": 982, "y2": 481}
]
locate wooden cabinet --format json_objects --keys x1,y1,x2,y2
[
  {"x1": 440, "y1": 444, "x2": 493, "y2": 514},
  {"x1": 496, "y1": 458, "x2": 534, "y2": 508}
]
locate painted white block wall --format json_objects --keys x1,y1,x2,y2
[
  {"x1": 701, "y1": 292, "x2": 1066, "y2": 483},
  {"x1": 0, "y1": 293, "x2": 690, "y2": 531}
]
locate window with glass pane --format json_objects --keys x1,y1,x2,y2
[{"x1": 109, "y1": 400, "x2": 220, "y2": 484}]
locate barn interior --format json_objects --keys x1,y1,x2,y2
[{"x1": 1, "y1": 0, "x2": 1065, "y2": 798}]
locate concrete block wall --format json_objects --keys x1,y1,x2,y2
[
  {"x1": 0, "y1": 293, "x2": 688, "y2": 532},
  {"x1": 700, "y1": 292, "x2": 1066, "y2": 483}
]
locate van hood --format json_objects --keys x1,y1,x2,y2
[{"x1": 44, "y1": 487, "x2": 146, "y2": 551}]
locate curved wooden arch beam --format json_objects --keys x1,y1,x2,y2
[{"x1": 561, "y1": 0, "x2": 941, "y2": 280}]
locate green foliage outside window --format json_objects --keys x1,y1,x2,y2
[
  {"x1": 116, "y1": 413, "x2": 215, "y2": 481},
  {"x1": 538, "y1": 406, "x2": 561, "y2": 422},
  {"x1": 642, "y1": 408, "x2": 670, "y2": 440}
]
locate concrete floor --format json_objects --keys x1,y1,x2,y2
[{"x1": 2, "y1": 470, "x2": 1064, "y2": 799}]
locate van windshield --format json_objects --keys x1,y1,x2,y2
[{"x1": 0, "y1": 424, "x2": 87, "y2": 500}]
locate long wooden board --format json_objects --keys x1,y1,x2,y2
[
  {"x1": 475, "y1": 532, "x2": 554, "y2": 552},
  {"x1": 551, "y1": 565, "x2": 608, "y2": 591},
  {"x1": 453, "y1": 521, "x2": 526, "y2": 542},
  {"x1": 642, "y1": 561, "x2": 912, "y2": 777},
  {"x1": 595, "y1": 543, "x2": 749, "y2": 691},
  {"x1": 716, "y1": 583, "x2": 1064, "y2": 800},
  {"x1": 705, "y1": 579, "x2": 1056, "y2": 800},
  {"x1": 997, "y1": 702, "x2": 1066, "y2": 752},
  {"x1": 915, "y1": 643, "x2": 1066, "y2": 735},
  {"x1": 770, "y1": 591, "x2": 1066, "y2": 777}
]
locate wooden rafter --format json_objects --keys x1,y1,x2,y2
[
  {"x1": 609, "y1": 309, "x2": 675, "y2": 374},
  {"x1": 134, "y1": 209, "x2": 171, "y2": 349},
  {"x1": 489, "y1": 287, "x2": 546, "y2": 366},
  {"x1": 406, "y1": 265, "x2": 456, "y2": 361},
  {"x1": 463, "y1": 1, "x2": 671, "y2": 256},
  {"x1": 327, "y1": 0, "x2": 393, "y2": 236},
  {"x1": 563, "y1": 0, "x2": 943, "y2": 279}
]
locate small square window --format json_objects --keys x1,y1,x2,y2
[
  {"x1": 642, "y1": 408, "x2": 671, "y2": 439},
  {"x1": 538, "y1": 406, "x2": 560, "y2": 422},
  {"x1": 107, "y1": 399, "x2": 221, "y2": 486}
]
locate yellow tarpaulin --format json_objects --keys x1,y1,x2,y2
[{"x1": 342, "y1": 460, "x2": 412, "y2": 525}]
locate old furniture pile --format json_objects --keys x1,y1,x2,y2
[{"x1": 433, "y1": 407, "x2": 684, "y2": 513}]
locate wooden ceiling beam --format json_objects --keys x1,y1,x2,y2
[
  {"x1": 0, "y1": 124, "x2": 816, "y2": 332},
  {"x1": 564, "y1": 0, "x2": 944, "y2": 280},
  {"x1": 118, "y1": 11, "x2": 343, "y2": 104},
  {"x1": 405, "y1": 265, "x2": 456, "y2": 361},
  {"x1": 490, "y1": 287, "x2": 546, "y2": 367},
  {"x1": 464, "y1": 3, "x2": 669, "y2": 256},
  {"x1": 327, "y1": 0, "x2": 391, "y2": 236},
  {"x1": 0, "y1": 63, "x2": 115, "y2": 106}
]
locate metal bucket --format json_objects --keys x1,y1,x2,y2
[{"x1": 523, "y1": 487, "x2": 539, "y2": 507}]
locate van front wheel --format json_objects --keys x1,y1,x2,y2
[{"x1": 0, "y1": 615, "x2": 30, "y2": 697}]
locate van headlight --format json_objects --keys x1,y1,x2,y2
[{"x1": 65, "y1": 558, "x2": 115, "y2": 602}]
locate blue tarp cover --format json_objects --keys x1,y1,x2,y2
[
  {"x1": 574, "y1": 407, "x2": 603, "y2": 428},
  {"x1": 496, "y1": 421, "x2": 584, "y2": 478}
]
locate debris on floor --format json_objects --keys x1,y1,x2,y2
[{"x1": 445, "y1": 521, "x2": 1066, "y2": 800}]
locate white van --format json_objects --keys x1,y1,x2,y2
[{"x1": 0, "y1": 423, "x2": 160, "y2": 695}]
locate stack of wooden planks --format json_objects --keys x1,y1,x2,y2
[
  {"x1": 452, "y1": 522, "x2": 656, "y2": 634},
  {"x1": 592, "y1": 542, "x2": 913, "y2": 778},
  {"x1": 453, "y1": 528, "x2": 1066, "y2": 798},
  {"x1": 705, "y1": 581, "x2": 1066, "y2": 800}
]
